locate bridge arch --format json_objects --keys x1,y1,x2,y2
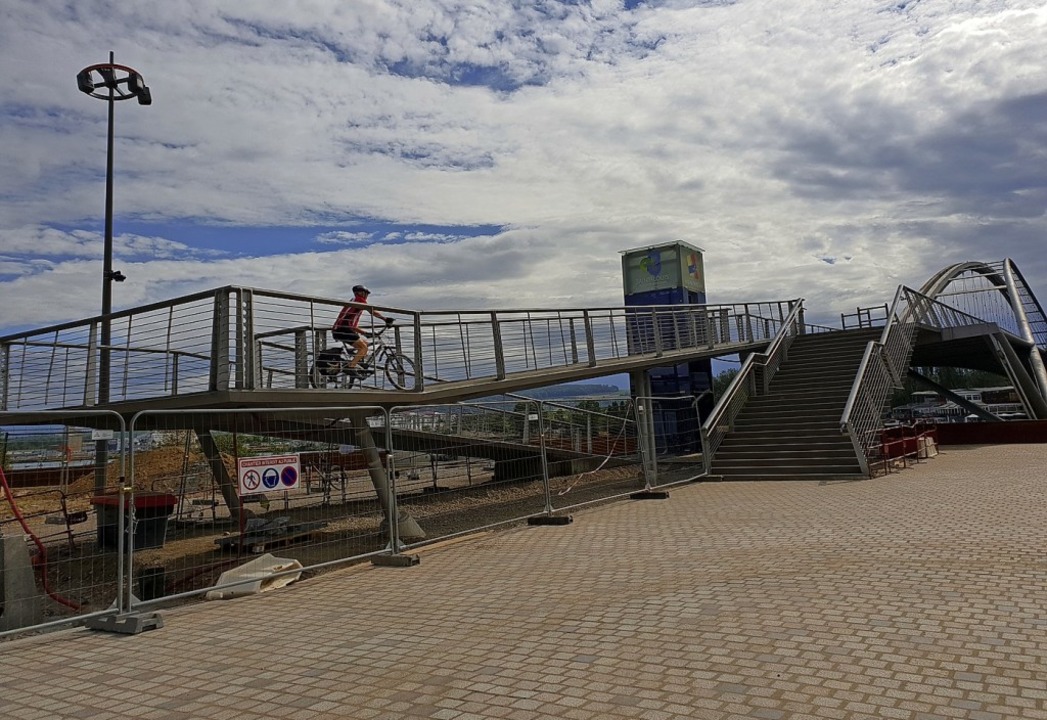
[{"x1": 917, "y1": 258, "x2": 1047, "y2": 403}]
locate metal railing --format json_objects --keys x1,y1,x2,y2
[
  {"x1": 840, "y1": 286, "x2": 1011, "y2": 474},
  {"x1": 841, "y1": 303, "x2": 889, "y2": 330},
  {"x1": 1, "y1": 287, "x2": 798, "y2": 411},
  {"x1": 699, "y1": 300, "x2": 806, "y2": 464}
]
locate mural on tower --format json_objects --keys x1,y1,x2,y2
[{"x1": 622, "y1": 242, "x2": 706, "y2": 297}]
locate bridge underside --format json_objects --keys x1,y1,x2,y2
[
  {"x1": 909, "y1": 325, "x2": 1018, "y2": 373},
  {"x1": 1, "y1": 339, "x2": 768, "y2": 430},
  {"x1": 909, "y1": 324, "x2": 1047, "y2": 419}
]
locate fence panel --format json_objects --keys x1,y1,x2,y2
[
  {"x1": 0, "y1": 411, "x2": 126, "y2": 638},
  {"x1": 542, "y1": 398, "x2": 646, "y2": 511},
  {"x1": 385, "y1": 401, "x2": 551, "y2": 544},
  {"x1": 125, "y1": 406, "x2": 395, "y2": 609},
  {"x1": 636, "y1": 395, "x2": 707, "y2": 487}
]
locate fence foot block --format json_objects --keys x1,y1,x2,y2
[
  {"x1": 85, "y1": 612, "x2": 164, "y2": 635},
  {"x1": 372, "y1": 554, "x2": 420, "y2": 568},
  {"x1": 630, "y1": 490, "x2": 670, "y2": 500},
  {"x1": 527, "y1": 515, "x2": 573, "y2": 526}
]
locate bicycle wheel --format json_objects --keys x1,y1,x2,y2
[{"x1": 383, "y1": 352, "x2": 417, "y2": 390}]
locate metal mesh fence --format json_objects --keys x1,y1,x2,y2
[
  {"x1": 125, "y1": 407, "x2": 395, "y2": 608},
  {"x1": 386, "y1": 401, "x2": 551, "y2": 543},
  {"x1": 541, "y1": 398, "x2": 647, "y2": 510},
  {"x1": 2, "y1": 395, "x2": 711, "y2": 638},
  {"x1": 637, "y1": 396, "x2": 706, "y2": 487},
  {"x1": 1, "y1": 411, "x2": 126, "y2": 635}
]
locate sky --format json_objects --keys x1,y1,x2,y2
[{"x1": 1, "y1": 0, "x2": 1046, "y2": 337}]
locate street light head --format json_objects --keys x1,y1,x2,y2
[
  {"x1": 128, "y1": 72, "x2": 146, "y2": 95},
  {"x1": 107, "y1": 270, "x2": 127, "y2": 283},
  {"x1": 76, "y1": 69, "x2": 96, "y2": 95},
  {"x1": 76, "y1": 62, "x2": 152, "y2": 103}
]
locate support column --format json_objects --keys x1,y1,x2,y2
[
  {"x1": 195, "y1": 429, "x2": 242, "y2": 523},
  {"x1": 1003, "y1": 260, "x2": 1047, "y2": 406},
  {"x1": 345, "y1": 410, "x2": 425, "y2": 542}
]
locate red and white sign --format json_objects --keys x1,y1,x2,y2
[{"x1": 236, "y1": 454, "x2": 301, "y2": 496}]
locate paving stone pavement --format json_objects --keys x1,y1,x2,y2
[{"x1": 3, "y1": 443, "x2": 1047, "y2": 720}]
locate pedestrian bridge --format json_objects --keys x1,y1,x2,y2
[
  {"x1": 0, "y1": 291, "x2": 793, "y2": 415},
  {"x1": 1, "y1": 257, "x2": 1045, "y2": 436}
]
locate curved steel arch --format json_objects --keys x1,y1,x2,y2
[
  {"x1": 918, "y1": 258, "x2": 1047, "y2": 403},
  {"x1": 918, "y1": 261, "x2": 1007, "y2": 300}
]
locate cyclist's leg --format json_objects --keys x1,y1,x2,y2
[
  {"x1": 347, "y1": 336, "x2": 368, "y2": 370},
  {"x1": 332, "y1": 330, "x2": 361, "y2": 372}
]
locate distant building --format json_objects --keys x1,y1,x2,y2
[{"x1": 891, "y1": 387, "x2": 1024, "y2": 423}]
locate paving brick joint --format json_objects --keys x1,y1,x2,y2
[{"x1": 3, "y1": 444, "x2": 1047, "y2": 719}]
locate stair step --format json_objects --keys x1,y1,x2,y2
[
  {"x1": 743, "y1": 397, "x2": 849, "y2": 409},
  {"x1": 714, "y1": 454, "x2": 858, "y2": 466},
  {"x1": 707, "y1": 471, "x2": 867, "y2": 481},
  {"x1": 731, "y1": 417, "x2": 843, "y2": 428},
  {"x1": 713, "y1": 462, "x2": 864, "y2": 474},
  {"x1": 724, "y1": 420, "x2": 843, "y2": 430},
  {"x1": 716, "y1": 434, "x2": 853, "y2": 445}
]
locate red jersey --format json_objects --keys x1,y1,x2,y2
[{"x1": 334, "y1": 293, "x2": 368, "y2": 332}]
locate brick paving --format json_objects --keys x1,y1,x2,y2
[{"x1": 3, "y1": 443, "x2": 1047, "y2": 719}]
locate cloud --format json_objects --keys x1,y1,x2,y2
[
  {"x1": 316, "y1": 231, "x2": 374, "y2": 245},
  {"x1": 1, "y1": 0, "x2": 1046, "y2": 337}
]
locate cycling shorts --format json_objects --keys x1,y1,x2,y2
[{"x1": 333, "y1": 328, "x2": 361, "y2": 343}]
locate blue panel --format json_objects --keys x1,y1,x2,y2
[{"x1": 625, "y1": 288, "x2": 706, "y2": 308}]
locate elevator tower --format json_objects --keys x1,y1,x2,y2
[{"x1": 621, "y1": 241, "x2": 713, "y2": 453}]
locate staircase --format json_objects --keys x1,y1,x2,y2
[{"x1": 710, "y1": 328, "x2": 882, "y2": 480}]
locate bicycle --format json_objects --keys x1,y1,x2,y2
[{"x1": 309, "y1": 325, "x2": 417, "y2": 390}]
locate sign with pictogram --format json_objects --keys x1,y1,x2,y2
[{"x1": 236, "y1": 454, "x2": 302, "y2": 496}]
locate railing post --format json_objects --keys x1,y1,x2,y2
[
  {"x1": 209, "y1": 292, "x2": 230, "y2": 391},
  {"x1": 238, "y1": 289, "x2": 257, "y2": 390},
  {"x1": 652, "y1": 309, "x2": 662, "y2": 356},
  {"x1": 294, "y1": 328, "x2": 309, "y2": 389},
  {"x1": 490, "y1": 312, "x2": 506, "y2": 380},
  {"x1": 85, "y1": 320, "x2": 99, "y2": 405},
  {"x1": 743, "y1": 303, "x2": 753, "y2": 341},
  {"x1": 568, "y1": 318, "x2": 579, "y2": 364},
  {"x1": 171, "y1": 353, "x2": 179, "y2": 395},
  {"x1": 410, "y1": 315, "x2": 424, "y2": 391},
  {"x1": 583, "y1": 311, "x2": 597, "y2": 366}
]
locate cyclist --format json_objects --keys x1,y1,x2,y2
[{"x1": 333, "y1": 284, "x2": 394, "y2": 376}]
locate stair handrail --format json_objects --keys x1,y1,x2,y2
[
  {"x1": 700, "y1": 299, "x2": 805, "y2": 466},
  {"x1": 840, "y1": 285, "x2": 994, "y2": 474}
]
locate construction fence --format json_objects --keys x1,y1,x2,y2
[{"x1": 1, "y1": 397, "x2": 705, "y2": 639}]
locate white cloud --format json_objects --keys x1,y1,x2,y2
[
  {"x1": 316, "y1": 231, "x2": 374, "y2": 245},
  {"x1": 1, "y1": 0, "x2": 1046, "y2": 335}
]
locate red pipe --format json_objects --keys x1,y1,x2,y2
[{"x1": 0, "y1": 466, "x2": 81, "y2": 611}]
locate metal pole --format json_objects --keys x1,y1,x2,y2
[
  {"x1": 101, "y1": 49, "x2": 115, "y2": 406},
  {"x1": 94, "y1": 51, "x2": 116, "y2": 512}
]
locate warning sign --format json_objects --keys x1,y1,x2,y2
[{"x1": 236, "y1": 454, "x2": 301, "y2": 496}]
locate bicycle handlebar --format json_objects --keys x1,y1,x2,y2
[{"x1": 356, "y1": 323, "x2": 392, "y2": 340}]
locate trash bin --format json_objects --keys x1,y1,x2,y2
[{"x1": 90, "y1": 492, "x2": 177, "y2": 550}]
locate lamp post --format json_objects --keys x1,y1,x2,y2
[{"x1": 77, "y1": 53, "x2": 151, "y2": 503}]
